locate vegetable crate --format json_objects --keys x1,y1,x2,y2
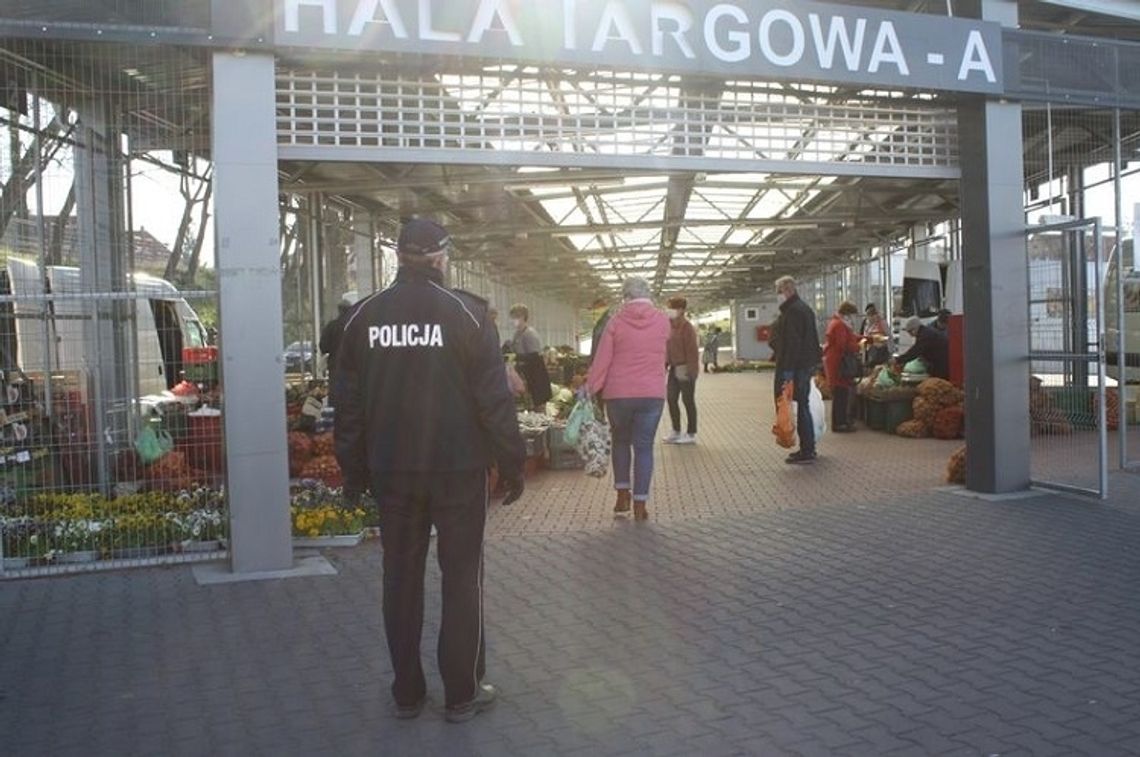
[
  {"x1": 523, "y1": 431, "x2": 547, "y2": 460},
  {"x1": 885, "y1": 400, "x2": 914, "y2": 434},
  {"x1": 864, "y1": 399, "x2": 886, "y2": 431},
  {"x1": 545, "y1": 426, "x2": 584, "y2": 470}
]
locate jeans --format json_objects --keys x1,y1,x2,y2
[
  {"x1": 606, "y1": 398, "x2": 664, "y2": 502},
  {"x1": 666, "y1": 368, "x2": 698, "y2": 435},
  {"x1": 780, "y1": 369, "x2": 816, "y2": 455}
]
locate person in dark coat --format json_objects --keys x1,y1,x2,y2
[
  {"x1": 335, "y1": 218, "x2": 526, "y2": 723},
  {"x1": 320, "y1": 292, "x2": 359, "y2": 384},
  {"x1": 507, "y1": 303, "x2": 553, "y2": 410},
  {"x1": 774, "y1": 276, "x2": 822, "y2": 464},
  {"x1": 894, "y1": 315, "x2": 950, "y2": 379}
]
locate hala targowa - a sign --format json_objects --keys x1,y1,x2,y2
[{"x1": 275, "y1": 0, "x2": 1003, "y2": 94}]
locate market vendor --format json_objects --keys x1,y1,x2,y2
[
  {"x1": 507, "y1": 303, "x2": 553, "y2": 410},
  {"x1": 893, "y1": 316, "x2": 950, "y2": 380}
]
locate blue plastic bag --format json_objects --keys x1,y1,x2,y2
[{"x1": 564, "y1": 397, "x2": 595, "y2": 446}]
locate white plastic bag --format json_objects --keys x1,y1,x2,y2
[
  {"x1": 576, "y1": 416, "x2": 611, "y2": 478},
  {"x1": 809, "y1": 380, "x2": 826, "y2": 441}
]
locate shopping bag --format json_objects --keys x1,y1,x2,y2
[
  {"x1": 839, "y1": 351, "x2": 861, "y2": 380},
  {"x1": 576, "y1": 411, "x2": 611, "y2": 478},
  {"x1": 810, "y1": 381, "x2": 826, "y2": 440},
  {"x1": 134, "y1": 426, "x2": 174, "y2": 464},
  {"x1": 773, "y1": 380, "x2": 796, "y2": 449},
  {"x1": 564, "y1": 396, "x2": 595, "y2": 446}
]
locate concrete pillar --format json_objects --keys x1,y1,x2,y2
[
  {"x1": 212, "y1": 52, "x2": 292, "y2": 573},
  {"x1": 958, "y1": 0, "x2": 1030, "y2": 494}
]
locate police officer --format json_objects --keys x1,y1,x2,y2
[{"x1": 334, "y1": 218, "x2": 525, "y2": 723}]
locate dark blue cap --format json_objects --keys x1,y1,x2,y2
[{"x1": 398, "y1": 219, "x2": 451, "y2": 256}]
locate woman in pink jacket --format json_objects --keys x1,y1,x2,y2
[{"x1": 587, "y1": 277, "x2": 671, "y2": 521}]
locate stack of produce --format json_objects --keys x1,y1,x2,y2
[
  {"x1": 898, "y1": 379, "x2": 965, "y2": 438},
  {"x1": 1093, "y1": 388, "x2": 1121, "y2": 431},
  {"x1": 283, "y1": 384, "x2": 344, "y2": 486},
  {"x1": 1029, "y1": 376, "x2": 1072, "y2": 436},
  {"x1": 946, "y1": 446, "x2": 967, "y2": 484},
  {"x1": 142, "y1": 450, "x2": 197, "y2": 492}
]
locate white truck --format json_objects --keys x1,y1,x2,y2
[
  {"x1": 892, "y1": 259, "x2": 962, "y2": 350},
  {"x1": 1, "y1": 257, "x2": 210, "y2": 397}
]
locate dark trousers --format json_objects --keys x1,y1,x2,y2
[
  {"x1": 667, "y1": 368, "x2": 698, "y2": 435},
  {"x1": 374, "y1": 469, "x2": 487, "y2": 708},
  {"x1": 780, "y1": 368, "x2": 815, "y2": 455},
  {"x1": 832, "y1": 385, "x2": 852, "y2": 430}
]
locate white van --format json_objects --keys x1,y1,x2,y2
[
  {"x1": 893, "y1": 259, "x2": 962, "y2": 350},
  {"x1": 0, "y1": 257, "x2": 210, "y2": 397}
]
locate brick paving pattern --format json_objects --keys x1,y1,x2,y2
[{"x1": 3, "y1": 372, "x2": 1140, "y2": 756}]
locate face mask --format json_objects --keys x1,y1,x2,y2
[
  {"x1": 776, "y1": 293, "x2": 787, "y2": 305},
  {"x1": 512, "y1": 319, "x2": 523, "y2": 330},
  {"x1": 666, "y1": 309, "x2": 680, "y2": 319}
]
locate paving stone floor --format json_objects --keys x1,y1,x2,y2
[{"x1": 3, "y1": 372, "x2": 1140, "y2": 756}]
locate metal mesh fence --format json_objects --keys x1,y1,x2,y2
[
  {"x1": 1026, "y1": 221, "x2": 1108, "y2": 497},
  {"x1": 0, "y1": 37, "x2": 223, "y2": 577}
]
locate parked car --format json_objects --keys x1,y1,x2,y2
[{"x1": 284, "y1": 340, "x2": 314, "y2": 374}]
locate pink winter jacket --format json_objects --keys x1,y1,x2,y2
[{"x1": 587, "y1": 299, "x2": 670, "y2": 400}]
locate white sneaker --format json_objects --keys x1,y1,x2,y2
[
  {"x1": 662, "y1": 432, "x2": 684, "y2": 444},
  {"x1": 675, "y1": 434, "x2": 697, "y2": 445}
]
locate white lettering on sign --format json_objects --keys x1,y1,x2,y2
[
  {"x1": 958, "y1": 29, "x2": 996, "y2": 83},
  {"x1": 368, "y1": 323, "x2": 445, "y2": 348},
  {"x1": 467, "y1": 0, "x2": 523, "y2": 46},
  {"x1": 758, "y1": 9, "x2": 805, "y2": 68},
  {"x1": 867, "y1": 21, "x2": 909, "y2": 76},
  {"x1": 651, "y1": 2, "x2": 696, "y2": 59},
  {"x1": 278, "y1": 1, "x2": 1004, "y2": 95},
  {"x1": 285, "y1": 0, "x2": 338, "y2": 34},
  {"x1": 592, "y1": 2, "x2": 644, "y2": 55},
  {"x1": 705, "y1": 4, "x2": 750, "y2": 64},
  {"x1": 809, "y1": 13, "x2": 865, "y2": 71},
  {"x1": 347, "y1": 0, "x2": 407, "y2": 37}
]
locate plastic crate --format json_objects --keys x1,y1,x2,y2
[
  {"x1": 864, "y1": 398, "x2": 886, "y2": 430},
  {"x1": 885, "y1": 399, "x2": 914, "y2": 433},
  {"x1": 546, "y1": 426, "x2": 584, "y2": 469},
  {"x1": 523, "y1": 431, "x2": 546, "y2": 459}
]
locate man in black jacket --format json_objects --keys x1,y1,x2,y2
[
  {"x1": 334, "y1": 218, "x2": 526, "y2": 723},
  {"x1": 774, "y1": 276, "x2": 823, "y2": 464},
  {"x1": 894, "y1": 316, "x2": 950, "y2": 379}
]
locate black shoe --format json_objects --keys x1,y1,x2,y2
[
  {"x1": 394, "y1": 696, "x2": 426, "y2": 720},
  {"x1": 445, "y1": 683, "x2": 497, "y2": 723},
  {"x1": 785, "y1": 451, "x2": 817, "y2": 465}
]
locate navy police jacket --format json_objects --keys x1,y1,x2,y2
[{"x1": 334, "y1": 266, "x2": 526, "y2": 489}]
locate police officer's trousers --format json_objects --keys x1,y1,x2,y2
[{"x1": 374, "y1": 470, "x2": 488, "y2": 709}]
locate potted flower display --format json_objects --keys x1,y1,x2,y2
[
  {"x1": 290, "y1": 481, "x2": 367, "y2": 548},
  {"x1": 1, "y1": 515, "x2": 47, "y2": 570},
  {"x1": 170, "y1": 486, "x2": 228, "y2": 552}
]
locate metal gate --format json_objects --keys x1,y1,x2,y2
[{"x1": 1026, "y1": 218, "x2": 1108, "y2": 497}]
